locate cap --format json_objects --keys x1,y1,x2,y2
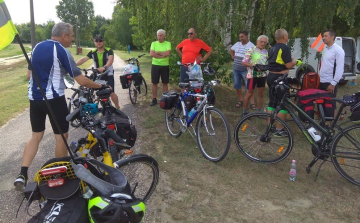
[{"x1": 94, "y1": 35, "x2": 103, "y2": 41}]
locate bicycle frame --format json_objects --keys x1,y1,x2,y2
[{"x1": 271, "y1": 91, "x2": 347, "y2": 155}]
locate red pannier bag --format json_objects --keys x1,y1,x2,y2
[
  {"x1": 297, "y1": 89, "x2": 334, "y2": 122},
  {"x1": 301, "y1": 72, "x2": 320, "y2": 90}
]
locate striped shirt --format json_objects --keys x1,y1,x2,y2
[
  {"x1": 231, "y1": 41, "x2": 254, "y2": 71},
  {"x1": 28, "y1": 40, "x2": 81, "y2": 100}
]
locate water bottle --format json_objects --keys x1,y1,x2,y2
[
  {"x1": 307, "y1": 127, "x2": 321, "y2": 142},
  {"x1": 188, "y1": 107, "x2": 196, "y2": 118},
  {"x1": 289, "y1": 160, "x2": 296, "y2": 181}
]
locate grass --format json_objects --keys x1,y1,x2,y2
[{"x1": 0, "y1": 44, "x2": 32, "y2": 58}]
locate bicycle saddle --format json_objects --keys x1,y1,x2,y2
[
  {"x1": 96, "y1": 88, "x2": 112, "y2": 98},
  {"x1": 179, "y1": 82, "x2": 190, "y2": 89}
]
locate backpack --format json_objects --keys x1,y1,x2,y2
[
  {"x1": 300, "y1": 72, "x2": 320, "y2": 90},
  {"x1": 297, "y1": 89, "x2": 334, "y2": 122},
  {"x1": 159, "y1": 91, "x2": 179, "y2": 109}
]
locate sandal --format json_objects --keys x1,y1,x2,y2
[
  {"x1": 235, "y1": 101, "x2": 243, "y2": 108},
  {"x1": 250, "y1": 104, "x2": 257, "y2": 110}
]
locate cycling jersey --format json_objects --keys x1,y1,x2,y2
[
  {"x1": 268, "y1": 43, "x2": 292, "y2": 72},
  {"x1": 87, "y1": 47, "x2": 114, "y2": 75},
  {"x1": 150, "y1": 41, "x2": 171, "y2": 66},
  {"x1": 176, "y1": 38, "x2": 211, "y2": 64},
  {"x1": 28, "y1": 39, "x2": 81, "y2": 100}
]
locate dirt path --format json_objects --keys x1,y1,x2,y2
[{"x1": 0, "y1": 53, "x2": 153, "y2": 222}]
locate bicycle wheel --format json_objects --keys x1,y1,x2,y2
[
  {"x1": 331, "y1": 125, "x2": 360, "y2": 186},
  {"x1": 129, "y1": 80, "x2": 137, "y2": 104},
  {"x1": 165, "y1": 105, "x2": 183, "y2": 138},
  {"x1": 139, "y1": 76, "x2": 147, "y2": 96},
  {"x1": 115, "y1": 154, "x2": 159, "y2": 202},
  {"x1": 108, "y1": 143, "x2": 119, "y2": 162},
  {"x1": 196, "y1": 107, "x2": 230, "y2": 162},
  {"x1": 67, "y1": 91, "x2": 81, "y2": 128},
  {"x1": 234, "y1": 112, "x2": 293, "y2": 163}
]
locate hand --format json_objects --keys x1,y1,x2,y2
[
  {"x1": 196, "y1": 56, "x2": 205, "y2": 62},
  {"x1": 326, "y1": 84, "x2": 335, "y2": 93},
  {"x1": 97, "y1": 67, "x2": 106, "y2": 73}
]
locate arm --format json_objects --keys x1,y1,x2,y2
[
  {"x1": 98, "y1": 55, "x2": 114, "y2": 73},
  {"x1": 198, "y1": 48, "x2": 213, "y2": 62},
  {"x1": 241, "y1": 48, "x2": 255, "y2": 68},
  {"x1": 285, "y1": 60, "x2": 297, "y2": 69},
  {"x1": 150, "y1": 50, "x2": 171, "y2": 58},
  {"x1": 76, "y1": 56, "x2": 89, "y2": 66},
  {"x1": 74, "y1": 74, "x2": 102, "y2": 89},
  {"x1": 230, "y1": 49, "x2": 235, "y2": 60},
  {"x1": 332, "y1": 49, "x2": 345, "y2": 86},
  {"x1": 176, "y1": 48, "x2": 182, "y2": 58}
]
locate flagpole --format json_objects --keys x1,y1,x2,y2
[{"x1": 15, "y1": 34, "x2": 76, "y2": 161}]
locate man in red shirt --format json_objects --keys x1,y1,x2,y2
[{"x1": 176, "y1": 28, "x2": 213, "y2": 82}]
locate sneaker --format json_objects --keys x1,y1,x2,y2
[
  {"x1": 273, "y1": 129, "x2": 289, "y2": 137},
  {"x1": 14, "y1": 174, "x2": 27, "y2": 192},
  {"x1": 150, "y1": 98, "x2": 157, "y2": 106}
]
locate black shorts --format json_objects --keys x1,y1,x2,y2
[
  {"x1": 247, "y1": 77, "x2": 266, "y2": 90},
  {"x1": 267, "y1": 73, "x2": 287, "y2": 111},
  {"x1": 30, "y1": 96, "x2": 69, "y2": 134},
  {"x1": 151, "y1": 65, "x2": 169, "y2": 84},
  {"x1": 319, "y1": 82, "x2": 338, "y2": 108},
  {"x1": 100, "y1": 74, "x2": 115, "y2": 92}
]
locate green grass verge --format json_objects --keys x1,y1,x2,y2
[{"x1": 0, "y1": 44, "x2": 32, "y2": 58}]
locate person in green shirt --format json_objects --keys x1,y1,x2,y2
[
  {"x1": 76, "y1": 35, "x2": 120, "y2": 108},
  {"x1": 149, "y1": 29, "x2": 171, "y2": 106}
]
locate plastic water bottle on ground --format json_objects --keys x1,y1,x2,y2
[{"x1": 289, "y1": 160, "x2": 296, "y2": 181}]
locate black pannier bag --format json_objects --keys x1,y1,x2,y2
[
  {"x1": 297, "y1": 89, "x2": 334, "y2": 122},
  {"x1": 120, "y1": 74, "x2": 130, "y2": 89},
  {"x1": 111, "y1": 113, "x2": 137, "y2": 148},
  {"x1": 159, "y1": 91, "x2": 179, "y2": 109},
  {"x1": 350, "y1": 98, "x2": 360, "y2": 122},
  {"x1": 185, "y1": 95, "x2": 196, "y2": 111}
]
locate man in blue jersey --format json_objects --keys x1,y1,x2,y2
[{"x1": 14, "y1": 22, "x2": 106, "y2": 191}]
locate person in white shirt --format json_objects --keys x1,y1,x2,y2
[
  {"x1": 230, "y1": 31, "x2": 255, "y2": 109},
  {"x1": 319, "y1": 29, "x2": 345, "y2": 97}
]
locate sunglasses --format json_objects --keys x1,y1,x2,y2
[
  {"x1": 187, "y1": 33, "x2": 194, "y2": 35},
  {"x1": 95, "y1": 40, "x2": 103, "y2": 43}
]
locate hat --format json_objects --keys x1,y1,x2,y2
[{"x1": 94, "y1": 35, "x2": 103, "y2": 41}]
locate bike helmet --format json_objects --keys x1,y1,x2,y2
[
  {"x1": 88, "y1": 196, "x2": 145, "y2": 223},
  {"x1": 203, "y1": 65, "x2": 216, "y2": 76}
]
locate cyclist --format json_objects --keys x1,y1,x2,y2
[
  {"x1": 267, "y1": 29, "x2": 298, "y2": 136},
  {"x1": 176, "y1": 28, "x2": 213, "y2": 83},
  {"x1": 149, "y1": 29, "x2": 171, "y2": 106},
  {"x1": 76, "y1": 35, "x2": 120, "y2": 109},
  {"x1": 14, "y1": 22, "x2": 107, "y2": 191}
]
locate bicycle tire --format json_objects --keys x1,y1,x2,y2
[
  {"x1": 196, "y1": 107, "x2": 230, "y2": 162},
  {"x1": 234, "y1": 112, "x2": 294, "y2": 163},
  {"x1": 109, "y1": 143, "x2": 119, "y2": 162},
  {"x1": 67, "y1": 91, "x2": 81, "y2": 128},
  {"x1": 115, "y1": 154, "x2": 159, "y2": 202},
  {"x1": 139, "y1": 76, "x2": 147, "y2": 96},
  {"x1": 165, "y1": 105, "x2": 183, "y2": 138},
  {"x1": 331, "y1": 125, "x2": 360, "y2": 186},
  {"x1": 129, "y1": 80, "x2": 137, "y2": 104}
]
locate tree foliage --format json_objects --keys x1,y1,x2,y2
[{"x1": 56, "y1": 0, "x2": 96, "y2": 46}]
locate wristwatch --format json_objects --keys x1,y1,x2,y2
[{"x1": 103, "y1": 65, "x2": 107, "y2": 71}]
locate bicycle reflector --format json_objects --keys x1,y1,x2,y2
[
  {"x1": 41, "y1": 166, "x2": 67, "y2": 176},
  {"x1": 315, "y1": 99, "x2": 324, "y2": 104},
  {"x1": 47, "y1": 178, "x2": 65, "y2": 187},
  {"x1": 107, "y1": 124, "x2": 115, "y2": 130},
  {"x1": 194, "y1": 88, "x2": 202, "y2": 93}
]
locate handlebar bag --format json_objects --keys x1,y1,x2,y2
[
  {"x1": 159, "y1": 91, "x2": 179, "y2": 110},
  {"x1": 297, "y1": 89, "x2": 334, "y2": 122}
]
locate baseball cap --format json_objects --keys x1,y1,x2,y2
[{"x1": 94, "y1": 35, "x2": 103, "y2": 41}]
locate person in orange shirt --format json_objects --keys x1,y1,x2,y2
[{"x1": 176, "y1": 28, "x2": 213, "y2": 82}]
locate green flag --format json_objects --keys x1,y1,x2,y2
[{"x1": 0, "y1": 0, "x2": 18, "y2": 50}]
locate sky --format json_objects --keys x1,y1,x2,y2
[{"x1": 5, "y1": 0, "x2": 117, "y2": 25}]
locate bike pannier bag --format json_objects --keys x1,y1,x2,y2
[
  {"x1": 159, "y1": 91, "x2": 178, "y2": 109},
  {"x1": 131, "y1": 73, "x2": 143, "y2": 85},
  {"x1": 120, "y1": 74, "x2": 131, "y2": 89},
  {"x1": 301, "y1": 72, "x2": 320, "y2": 90},
  {"x1": 112, "y1": 114, "x2": 137, "y2": 147},
  {"x1": 27, "y1": 191, "x2": 89, "y2": 223},
  {"x1": 297, "y1": 89, "x2": 334, "y2": 122},
  {"x1": 185, "y1": 95, "x2": 196, "y2": 111},
  {"x1": 350, "y1": 99, "x2": 360, "y2": 122}
]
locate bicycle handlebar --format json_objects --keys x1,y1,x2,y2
[{"x1": 125, "y1": 54, "x2": 145, "y2": 63}]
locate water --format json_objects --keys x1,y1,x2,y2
[{"x1": 289, "y1": 160, "x2": 297, "y2": 181}]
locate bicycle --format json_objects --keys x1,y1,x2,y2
[
  {"x1": 234, "y1": 73, "x2": 360, "y2": 186},
  {"x1": 67, "y1": 67, "x2": 109, "y2": 127},
  {"x1": 67, "y1": 88, "x2": 159, "y2": 202},
  {"x1": 164, "y1": 62, "x2": 230, "y2": 162},
  {"x1": 120, "y1": 54, "x2": 148, "y2": 104}
]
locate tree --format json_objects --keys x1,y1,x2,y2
[
  {"x1": 56, "y1": 0, "x2": 96, "y2": 44},
  {"x1": 93, "y1": 15, "x2": 110, "y2": 37}
]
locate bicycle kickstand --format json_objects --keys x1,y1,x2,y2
[{"x1": 314, "y1": 159, "x2": 327, "y2": 182}]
